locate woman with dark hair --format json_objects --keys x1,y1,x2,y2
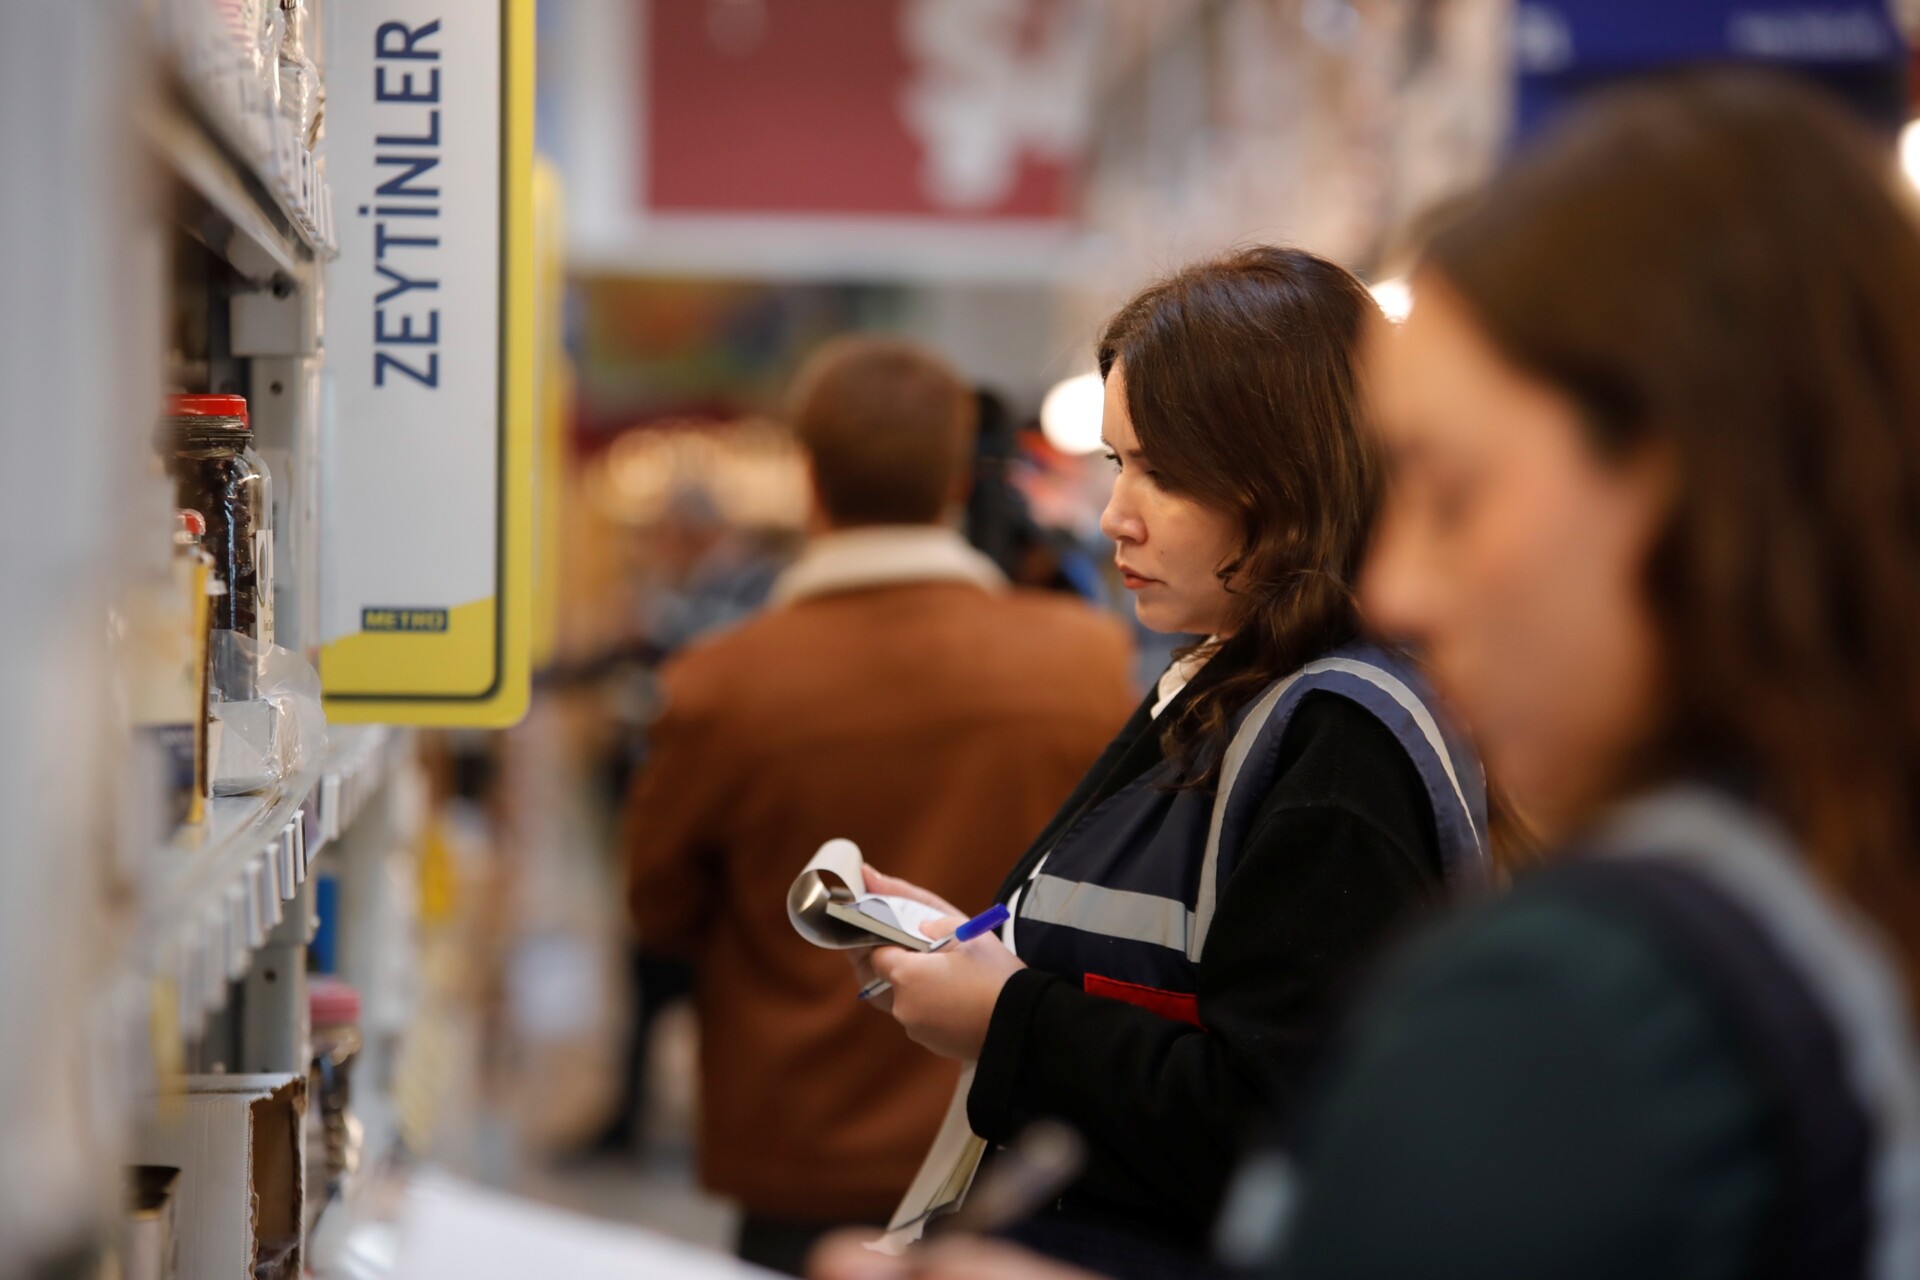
[
  {"x1": 1254, "y1": 71, "x2": 1920, "y2": 1280},
  {"x1": 846, "y1": 246, "x2": 1489, "y2": 1275},
  {"x1": 816, "y1": 69, "x2": 1920, "y2": 1280}
]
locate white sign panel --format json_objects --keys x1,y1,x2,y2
[{"x1": 321, "y1": 0, "x2": 532, "y2": 725}]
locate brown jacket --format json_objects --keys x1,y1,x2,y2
[{"x1": 625, "y1": 545, "x2": 1133, "y2": 1220}]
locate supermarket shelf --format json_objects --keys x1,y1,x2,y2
[
  {"x1": 142, "y1": 725, "x2": 394, "y2": 1037},
  {"x1": 148, "y1": 94, "x2": 306, "y2": 282},
  {"x1": 146, "y1": 73, "x2": 334, "y2": 283},
  {"x1": 311, "y1": 725, "x2": 394, "y2": 858},
  {"x1": 148, "y1": 782, "x2": 308, "y2": 1034}
]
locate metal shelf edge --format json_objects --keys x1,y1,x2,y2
[
  {"x1": 147, "y1": 100, "x2": 302, "y2": 281},
  {"x1": 141, "y1": 725, "x2": 395, "y2": 1038}
]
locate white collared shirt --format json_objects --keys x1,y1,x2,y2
[
  {"x1": 1150, "y1": 640, "x2": 1218, "y2": 720},
  {"x1": 768, "y1": 524, "x2": 1007, "y2": 606}
]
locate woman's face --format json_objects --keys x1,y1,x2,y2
[
  {"x1": 1099, "y1": 364, "x2": 1241, "y2": 637},
  {"x1": 1359, "y1": 279, "x2": 1671, "y2": 838}
]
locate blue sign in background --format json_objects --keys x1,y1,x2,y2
[{"x1": 1514, "y1": 0, "x2": 1908, "y2": 141}]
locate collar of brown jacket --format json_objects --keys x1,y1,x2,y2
[{"x1": 769, "y1": 525, "x2": 1009, "y2": 607}]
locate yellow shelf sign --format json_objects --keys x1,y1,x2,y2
[
  {"x1": 530, "y1": 158, "x2": 568, "y2": 670},
  {"x1": 320, "y1": 0, "x2": 535, "y2": 725}
]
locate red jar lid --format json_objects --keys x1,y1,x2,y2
[
  {"x1": 165, "y1": 393, "x2": 250, "y2": 428},
  {"x1": 175, "y1": 509, "x2": 207, "y2": 537},
  {"x1": 309, "y1": 977, "x2": 361, "y2": 1026}
]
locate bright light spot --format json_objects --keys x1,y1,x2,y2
[
  {"x1": 1901, "y1": 120, "x2": 1920, "y2": 190},
  {"x1": 1040, "y1": 372, "x2": 1106, "y2": 455},
  {"x1": 1370, "y1": 276, "x2": 1413, "y2": 324}
]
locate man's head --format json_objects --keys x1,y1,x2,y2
[{"x1": 788, "y1": 336, "x2": 978, "y2": 529}]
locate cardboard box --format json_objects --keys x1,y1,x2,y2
[
  {"x1": 123, "y1": 1166, "x2": 181, "y2": 1280},
  {"x1": 134, "y1": 1074, "x2": 307, "y2": 1280}
]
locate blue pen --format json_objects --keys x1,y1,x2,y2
[{"x1": 858, "y1": 903, "x2": 1010, "y2": 1001}]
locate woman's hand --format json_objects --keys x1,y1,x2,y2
[
  {"x1": 844, "y1": 867, "x2": 966, "y2": 1012},
  {"x1": 870, "y1": 928, "x2": 1025, "y2": 1061},
  {"x1": 809, "y1": 1232, "x2": 1103, "y2": 1280},
  {"x1": 848, "y1": 945, "x2": 898, "y2": 1013}
]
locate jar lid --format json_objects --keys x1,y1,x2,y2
[
  {"x1": 165, "y1": 393, "x2": 250, "y2": 429},
  {"x1": 309, "y1": 977, "x2": 361, "y2": 1026}
]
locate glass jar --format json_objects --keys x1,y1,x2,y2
[
  {"x1": 162, "y1": 394, "x2": 274, "y2": 650},
  {"x1": 307, "y1": 978, "x2": 364, "y2": 1198}
]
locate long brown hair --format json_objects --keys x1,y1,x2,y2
[
  {"x1": 1098, "y1": 246, "x2": 1383, "y2": 783},
  {"x1": 1424, "y1": 69, "x2": 1920, "y2": 985}
]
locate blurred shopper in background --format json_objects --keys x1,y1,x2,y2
[
  {"x1": 572, "y1": 482, "x2": 796, "y2": 1159},
  {"x1": 638, "y1": 484, "x2": 792, "y2": 656},
  {"x1": 816, "y1": 68, "x2": 1920, "y2": 1280},
  {"x1": 965, "y1": 389, "x2": 1109, "y2": 604},
  {"x1": 624, "y1": 336, "x2": 1135, "y2": 1274},
  {"x1": 850, "y1": 248, "x2": 1487, "y2": 1277}
]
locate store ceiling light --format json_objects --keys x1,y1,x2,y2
[
  {"x1": 1040, "y1": 371, "x2": 1106, "y2": 455},
  {"x1": 1370, "y1": 276, "x2": 1413, "y2": 324},
  {"x1": 1902, "y1": 120, "x2": 1920, "y2": 190}
]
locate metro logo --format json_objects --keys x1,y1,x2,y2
[{"x1": 360, "y1": 608, "x2": 450, "y2": 632}]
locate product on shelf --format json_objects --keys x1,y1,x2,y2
[
  {"x1": 176, "y1": 511, "x2": 222, "y2": 823},
  {"x1": 162, "y1": 394, "x2": 274, "y2": 651},
  {"x1": 161, "y1": 0, "x2": 334, "y2": 248},
  {"x1": 132, "y1": 1074, "x2": 306, "y2": 1280},
  {"x1": 278, "y1": 0, "x2": 323, "y2": 150},
  {"x1": 307, "y1": 979, "x2": 364, "y2": 1200},
  {"x1": 121, "y1": 509, "x2": 222, "y2": 830}
]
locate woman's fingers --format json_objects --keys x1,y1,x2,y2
[
  {"x1": 807, "y1": 1233, "x2": 1104, "y2": 1280},
  {"x1": 870, "y1": 946, "x2": 913, "y2": 984},
  {"x1": 916, "y1": 1239, "x2": 1107, "y2": 1280},
  {"x1": 807, "y1": 1231, "x2": 908, "y2": 1280},
  {"x1": 867, "y1": 934, "x2": 1025, "y2": 1060},
  {"x1": 850, "y1": 948, "x2": 896, "y2": 1011}
]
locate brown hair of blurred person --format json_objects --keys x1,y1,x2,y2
[
  {"x1": 1098, "y1": 246, "x2": 1383, "y2": 783},
  {"x1": 1423, "y1": 69, "x2": 1920, "y2": 993},
  {"x1": 790, "y1": 336, "x2": 978, "y2": 528}
]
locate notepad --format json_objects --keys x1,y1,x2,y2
[
  {"x1": 784, "y1": 839, "x2": 989, "y2": 1247},
  {"x1": 873, "y1": 1065, "x2": 989, "y2": 1251},
  {"x1": 787, "y1": 839, "x2": 946, "y2": 951}
]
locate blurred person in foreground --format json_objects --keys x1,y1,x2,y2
[
  {"x1": 624, "y1": 336, "x2": 1136, "y2": 1275},
  {"x1": 814, "y1": 68, "x2": 1920, "y2": 1280}
]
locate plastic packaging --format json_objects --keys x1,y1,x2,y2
[
  {"x1": 278, "y1": 0, "x2": 324, "y2": 149},
  {"x1": 207, "y1": 630, "x2": 325, "y2": 796}
]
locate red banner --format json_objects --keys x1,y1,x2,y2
[{"x1": 642, "y1": 0, "x2": 1086, "y2": 222}]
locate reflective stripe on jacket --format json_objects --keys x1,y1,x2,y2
[
  {"x1": 1578, "y1": 789, "x2": 1920, "y2": 1280},
  {"x1": 1011, "y1": 640, "x2": 1489, "y2": 999}
]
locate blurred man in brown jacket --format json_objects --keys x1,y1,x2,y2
[{"x1": 625, "y1": 338, "x2": 1134, "y2": 1274}]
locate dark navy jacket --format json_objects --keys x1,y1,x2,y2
[{"x1": 967, "y1": 636, "x2": 1487, "y2": 1259}]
